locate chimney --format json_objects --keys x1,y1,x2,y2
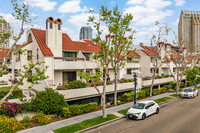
[
  {"x1": 46, "y1": 17, "x2": 55, "y2": 50},
  {"x1": 54, "y1": 18, "x2": 62, "y2": 57}
]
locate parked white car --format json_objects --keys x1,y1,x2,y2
[
  {"x1": 181, "y1": 88, "x2": 198, "y2": 98},
  {"x1": 126, "y1": 100, "x2": 160, "y2": 120}
]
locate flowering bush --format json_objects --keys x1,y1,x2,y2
[
  {"x1": 0, "y1": 115, "x2": 25, "y2": 132},
  {"x1": 0, "y1": 101, "x2": 26, "y2": 117},
  {"x1": 31, "y1": 112, "x2": 52, "y2": 126}
]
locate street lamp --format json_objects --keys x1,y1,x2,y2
[{"x1": 131, "y1": 70, "x2": 141, "y2": 104}]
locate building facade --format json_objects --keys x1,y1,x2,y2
[
  {"x1": 0, "y1": 18, "x2": 10, "y2": 48},
  {"x1": 178, "y1": 10, "x2": 200, "y2": 53},
  {"x1": 79, "y1": 26, "x2": 92, "y2": 40}
]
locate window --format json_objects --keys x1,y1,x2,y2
[
  {"x1": 27, "y1": 51, "x2": 32, "y2": 60},
  {"x1": 27, "y1": 70, "x2": 32, "y2": 76},
  {"x1": 63, "y1": 52, "x2": 77, "y2": 61},
  {"x1": 58, "y1": 24, "x2": 61, "y2": 30},
  {"x1": 151, "y1": 68, "x2": 159, "y2": 74},
  {"x1": 0, "y1": 62, "x2": 2, "y2": 66},
  {"x1": 83, "y1": 53, "x2": 90, "y2": 61},
  {"x1": 37, "y1": 49, "x2": 39, "y2": 60},
  {"x1": 127, "y1": 69, "x2": 132, "y2": 75},
  {"x1": 127, "y1": 57, "x2": 132, "y2": 63},
  {"x1": 7, "y1": 59, "x2": 10, "y2": 63},
  {"x1": 50, "y1": 23, "x2": 53, "y2": 29},
  {"x1": 173, "y1": 68, "x2": 176, "y2": 73}
]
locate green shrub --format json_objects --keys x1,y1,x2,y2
[
  {"x1": 123, "y1": 79, "x2": 129, "y2": 83},
  {"x1": 30, "y1": 88, "x2": 66, "y2": 115},
  {"x1": 170, "y1": 82, "x2": 176, "y2": 89},
  {"x1": 152, "y1": 88, "x2": 162, "y2": 96},
  {"x1": 187, "y1": 81, "x2": 193, "y2": 86},
  {"x1": 106, "y1": 81, "x2": 112, "y2": 85},
  {"x1": 0, "y1": 86, "x2": 22, "y2": 99},
  {"x1": 67, "y1": 80, "x2": 87, "y2": 89},
  {"x1": 137, "y1": 91, "x2": 146, "y2": 99},
  {"x1": 160, "y1": 87, "x2": 167, "y2": 93},
  {"x1": 163, "y1": 85, "x2": 171, "y2": 91},
  {"x1": 197, "y1": 77, "x2": 200, "y2": 84},
  {"x1": 142, "y1": 88, "x2": 150, "y2": 96},
  {"x1": 61, "y1": 102, "x2": 98, "y2": 117},
  {"x1": 180, "y1": 82, "x2": 185, "y2": 88},
  {"x1": 31, "y1": 112, "x2": 52, "y2": 126},
  {"x1": 122, "y1": 92, "x2": 134, "y2": 102}
]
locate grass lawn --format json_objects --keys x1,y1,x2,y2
[
  {"x1": 117, "y1": 108, "x2": 130, "y2": 115},
  {"x1": 197, "y1": 86, "x2": 200, "y2": 89},
  {"x1": 170, "y1": 94, "x2": 181, "y2": 97},
  {"x1": 154, "y1": 97, "x2": 173, "y2": 104},
  {"x1": 54, "y1": 114, "x2": 118, "y2": 133}
]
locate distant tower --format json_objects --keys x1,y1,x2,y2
[
  {"x1": 79, "y1": 26, "x2": 92, "y2": 40},
  {"x1": 0, "y1": 18, "x2": 10, "y2": 48},
  {"x1": 178, "y1": 10, "x2": 200, "y2": 53}
]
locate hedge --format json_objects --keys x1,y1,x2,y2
[
  {"x1": 0, "y1": 86, "x2": 22, "y2": 99},
  {"x1": 152, "y1": 87, "x2": 167, "y2": 96},
  {"x1": 170, "y1": 82, "x2": 176, "y2": 90},
  {"x1": 61, "y1": 102, "x2": 98, "y2": 117},
  {"x1": 137, "y1": 91, "x2": 146, "y2": 99},
  {"x1": 122, "y1": 92, "x2": 134, "y2": 102},
  {"x1": 163, "y1": 85, "x2": 171, "y2": 91},
  {"x1": 141, "y1": 88, "x2": 150, "y2": 96}
]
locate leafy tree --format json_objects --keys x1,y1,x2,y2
[
  {"x1": 0, "y1": 0, "x2": 48, "y2": 105},
  {"x1": 186, "y1": 67, "x2": 200, "y2": 84}
]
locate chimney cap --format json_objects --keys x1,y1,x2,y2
[
  {"x1": 55, "y1": 18, "x2": 62, "y2": 24},
  {"x1": 46, "y1": 17, "x2": 55, "y2": 23}
]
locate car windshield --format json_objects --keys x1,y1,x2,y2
[
  {"x1": 132, "y1": 103, "x2": 146, "y2": 109},
  {"x1": 184, "y1": 89, "x2": 193, "y2": 92}
]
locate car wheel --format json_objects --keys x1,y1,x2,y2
[
  {"x1": 155, "y1": 108, "x2": 159, "y2": 114},
  {"x1": 197, "y1": 93, "x2": 198, "y2": 96},
  {"x1": 142, "y1": 113, "x2": 146, "y2": 120},
  {"x1": 193, "y1": 94, "x2": 195, "y2": 98}
]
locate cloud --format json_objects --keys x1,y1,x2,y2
[
  {"x1": 31, "y1": 13, "x2": 37, "y2": 17},
  {"x1": 62, "y1": 27, "x2": 74, "y2": 34},
  {"x1": 124, "y1": 6, "x2": 173, "y2": 25},
  {"x1": 58, "y1": 0, "x2": 88, "y2": 13},
  {"x1": 144, "y1": 0, "x2": 172, "y2": 9},
  {"x1": 171, "y1": 18, "x2": 179, "y2": 26},
  {"x1": 24, "y1": 0, "x2": 57, "y2": 11},
  {"x1": 68, "y1": 13, "x2": 98, "y2": 28},
  {"x1": 126, "y1": 0, "x2": 144, "y2": 5},
  {"x1": 24, "y1": 24, "x2": 43, "y2": 30},
  {"x1": 175, "y1": 0, "x2": 185, "y2": 6},
  {"x1": 0, "y1": 13, "x2": 21, "y2": 27}
]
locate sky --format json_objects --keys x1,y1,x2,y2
[{"x1": 0, "y1": 0, "x2": 199, "y2": 46}]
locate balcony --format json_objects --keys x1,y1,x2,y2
[
  {"x1": 54, "y1": 57, "x2": 97, "y2": 70},
  {"x1": 126, "y1": 62, "x2": 140, "y2": 68}
]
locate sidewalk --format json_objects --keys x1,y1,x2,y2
[{"x1": 17, "y1": 92, "x2": 176, "y2": 133}]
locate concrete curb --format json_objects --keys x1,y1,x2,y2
[{"x1": 76, "y1": 97, "x2": 181, "y2": 133}]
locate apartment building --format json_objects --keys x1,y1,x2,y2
[
  {"x1": 0, "y1": 18, "x2": 10, "y2": 48},
  {"x1": 178, "y1": 10, "x2": 200, "y2": 53}
]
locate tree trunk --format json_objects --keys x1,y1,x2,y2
[
  {"x1": 0, "y1": 85, "x2": 16, "y2": 105},
  {"x1": 102, "y1": 74, "x2": 107, "y2": 118},
  {"x1": 150, "y1": 73, "x2": 155, "y2": 96},
  {"x1": 114, "y1": 69, "x2": 117, "y2": 105}
]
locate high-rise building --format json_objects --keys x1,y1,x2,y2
[
  {"x1": 79, "y1": 26, "x2": 92, "y2": 40},
  {"x1": 178, "y1": 10, "x2": 200, "y2": 53},
  {"x1": 0, "y1": 19, "x2": 10, "y2": 48}
]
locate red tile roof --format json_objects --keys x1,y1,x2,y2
[
  {"x1": 0, "y1": 48, "x2": 11, "y2": 61},
  {"x1": 164, "y1": 56, "x2": 172, "y2": 62},
  {"x1": 140, "y1": 45, "x2": 160, "y2": 57},
  {"x1": 31, "y1": 28, "x2": 101, "y2": 56},
  {"x1": 127, "y1": 50, "x2": 140, "y2": 57},
  {"x1": 31, "y1": 28, "x2": 54, "y2": 56}
]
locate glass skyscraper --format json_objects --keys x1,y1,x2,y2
[{"x1": 79, "y1": 26, "x2": 92, "y2": 40}]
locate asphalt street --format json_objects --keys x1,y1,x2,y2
[{"x1": 88, "y1": 94, "x2": 200, "y2": 133}]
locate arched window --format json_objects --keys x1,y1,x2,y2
[{"x1": 28, "y1": 33, "x2": 32, "y2": 42}]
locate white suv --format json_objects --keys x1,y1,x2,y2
[{"x1": 181, "y1": 88, "x2": 198, "y2": 98}]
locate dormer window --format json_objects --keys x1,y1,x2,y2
[
  {"x1": 58, "y1": 24, "x2": 61, "y2": 30},
  {"x1": 50, "y1": 23, "x2": 53, "y2": 29}
]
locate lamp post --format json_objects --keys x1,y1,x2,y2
[{"x1": 131, "y1": 70, "x2": 141, "y2": 105}]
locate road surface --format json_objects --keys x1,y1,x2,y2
[{"x1": 88, "y1": 94, "x2": 200, "y2": 133}]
